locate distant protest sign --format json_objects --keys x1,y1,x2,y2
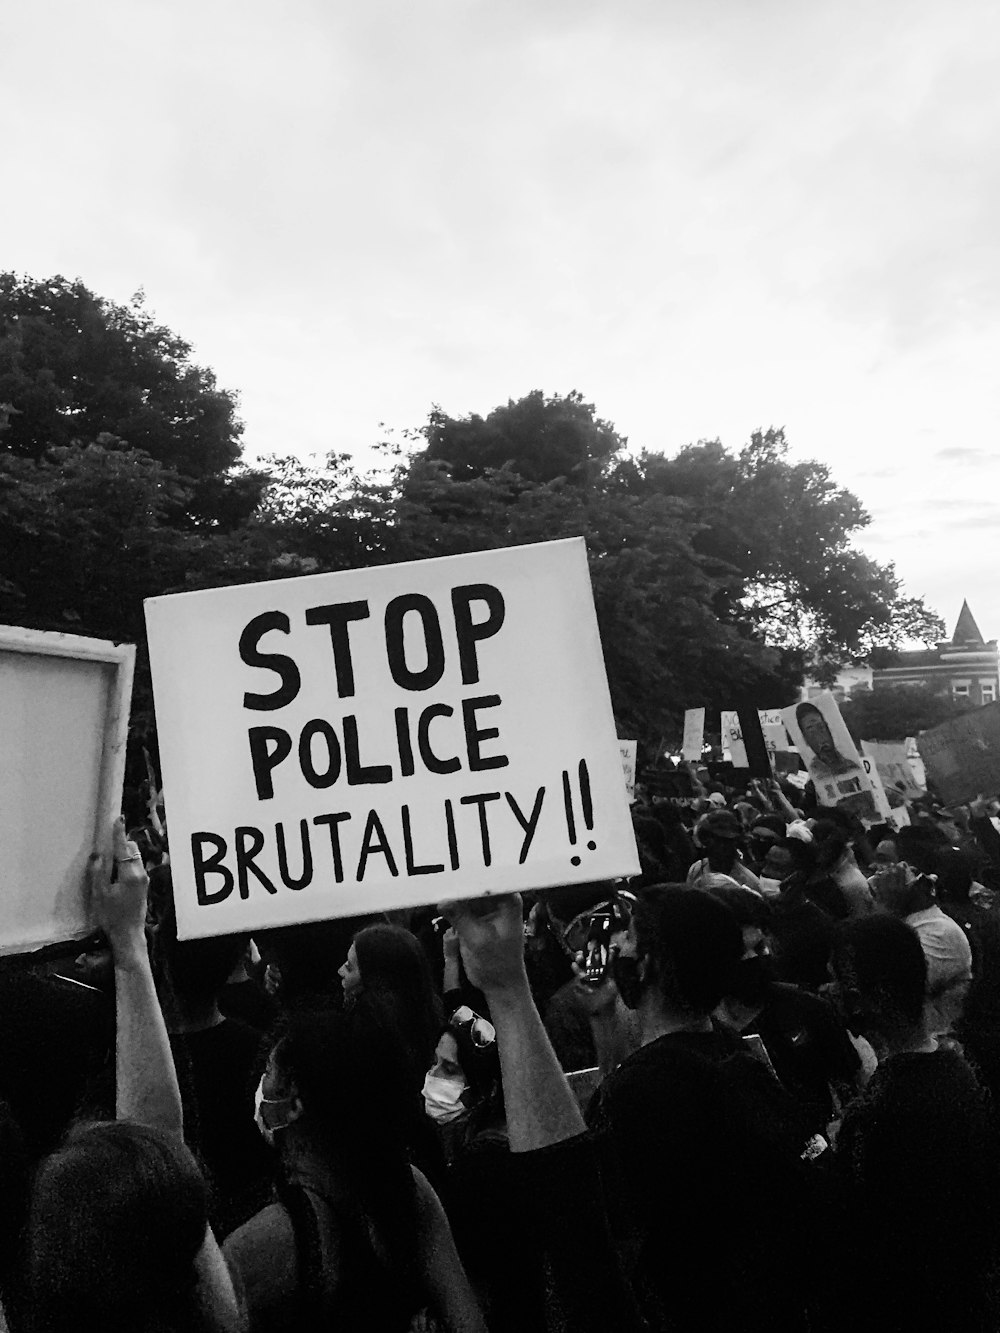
[
  {"x1": 146, "y1": 538, "x2": 639, "y2": 940},
  {"x1": 782, "y1": 692, "x2": 878, "y2": 822},
  {"x1": 918, "y1": 704, "x2": 1000, "y2": 806},
  {"x1": 619, "y1": 740, "x2": 637, "y2": 803},
  {"x1": 681, "y1": 709, "x2": 705, "y2": 761},
  {"x1": 720, "y1": 711, "x2": 748, "y2": 767},
  {"x1": 0, "y1": 626, "x2": 134, "y2": 954},
  {"x1": 860, "y1": 741, "x2": 924, "y2": 805}
]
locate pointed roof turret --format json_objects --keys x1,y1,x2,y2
[{"x1": 953, "y1": 600, "x2": 985, "y2": 645}]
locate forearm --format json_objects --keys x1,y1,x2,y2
[
  {"x1": 485, "y1": 977, "x2": 586, "y2": 1152},
  {"x1": 113, "y1": 941, "x2": 183, "y2": 1139}
]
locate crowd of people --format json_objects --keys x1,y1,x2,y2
[{"x1": 5, "y1": 761, "x2": 1000, "y2": 1331}]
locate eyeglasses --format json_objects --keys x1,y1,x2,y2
[{"x1": 449, "y1": 1005, "x2": 496, "y2": 1048}]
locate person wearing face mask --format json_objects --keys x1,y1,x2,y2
[
  {"x1": 225, "y1": 1006, "x2": 486, "y2": 1333},
  {"x1": 585, "y1": 885, "x2": 823, "y2": 1332},
  {"x1": 421, "y1": 1006, "x2": 547, "y2": 1333},
  {"x1": 704, "y1": 882, "x2": 861, "y2": 1137}
]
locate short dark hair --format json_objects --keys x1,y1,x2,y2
[
  {"x1": 832, "y1": 915, "x2": 927, "y2": 1027},
  {"x1": 632, "y1": 885, "x2": 742, "y2": 1015},
  {"x1": 795, "y1": 702, "x2": 825, "y2": 728},
  {"x1": 149, "y1": 866, "x2": 249, "y2": 1005}
]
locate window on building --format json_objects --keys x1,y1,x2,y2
[
  {"x1": 981, "y1": 681, "x2": 997, "y2": 704},
  {"x1": 953, "y1": 681, "x2": 971, "y2": 700}
]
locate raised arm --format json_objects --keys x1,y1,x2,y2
[
  {"x1": 444, "y1": 895, "x2": 585, "y2": 1152},
  {"x1": 89, "y1": 819, "x2": 182, "y2": 1139}
]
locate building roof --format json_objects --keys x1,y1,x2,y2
[{"x1": 953, "y1": 599, "x2": 985, "y2": 645}]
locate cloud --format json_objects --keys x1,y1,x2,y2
[{"x1": 934, "y1": 447, "x2": 993, "y2": 464}]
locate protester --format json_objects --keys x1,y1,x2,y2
[
  {"x1": 871, "y1": 862, "x2": 973, "y2": 1037},
  {"x1": 223, "y1": 1003, "x2": 485, "y2": 1332},
  {"x1": 685, "y1": 808, "x2": 763, "y2": 892},
  {"x1": 424, "y1": 1003, "x2": 547, "y2": 1332},
  {"x1": 147, "y1": 865, "x2": 273, "y2": 1235},
  {"x1": 829, "y1": 915, "x2": 1000, "y2": 1329},
  {"x1": 26, "y1": 822, "x2": 242, "y2": 1333},
  {"x1": 704, "y1": 881, "x2": 861, "y2": 1135}
]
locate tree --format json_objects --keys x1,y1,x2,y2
[
  {"x1": 422, "y1": 389, "x2": 625, "y2": 485},
  {"x1": 840, "y1": 685, "x2": 970, "y2": 743},
  {"x1": 612, "y1": 428, "x2": 942, "y2": 671}
]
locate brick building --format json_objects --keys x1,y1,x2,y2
[{"x1": 871, "y1": 601, "x2": 999, "y2": 706}]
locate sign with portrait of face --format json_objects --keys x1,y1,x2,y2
[{"x1": 782, "y1": 692, "x2": 879, "y2": 823}]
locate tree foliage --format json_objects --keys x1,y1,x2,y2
[{"x1": 0, "y1": 280, "x2": 945, "y2": 751}]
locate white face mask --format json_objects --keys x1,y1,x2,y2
[
  {"x1": 758, "y1": 877, "x2": 784, "y2": 898},
  {"x1": 254, "y1": 1073, "x2": 299, "y2": 1147},
  {"x1": 422, "y1": 1073, "x2": 467, "y2": 1124}
]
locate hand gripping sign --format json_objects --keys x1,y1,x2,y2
[{"x1": 145, "y1": 538, "x2": 639, "y2": 940}]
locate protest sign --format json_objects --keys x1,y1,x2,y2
[
  {"x1": 619, "y1": 740, "x2": 637, "y2": 803},
  {"x1": 781, "y1": 691, "x2": 878, "y2": 822},
  {"x1": 0, "y1": 626, "x2": 135, "y2": 954},
  {"x1": 681, "y1": 709, "x2": 705, "y2": 761},
  {"x1": 720, "y1": 711, "x2": 748, "y2": 767},
  {"x1": 860, "y1": 755, "x2": 909, "y2": 829},
  {"x1": 758, "y1": 709, "x2": 785, "y2": 729},
  {"x1": 762, "y1": 723, "x2": 788, "y2": 756},
  {"x1": 905, "y1": 736, "x2": 927, "y2": 790},
  {"x1": 860, "y1": 741, "x2": 924, "y2": 805},
  {"x1": 146, "y1": 538, "x2": 640, "y2": 940},
  {"x1": 918, "y1": 704, "x2": 1000, "y2": 806}
]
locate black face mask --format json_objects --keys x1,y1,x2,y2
[
  {"x1": 729, "y1": 955, "x2": 774, "y2": 1006},
  {"x1": 610, "y1": 953, "x2": 644, "y2": 1010}
]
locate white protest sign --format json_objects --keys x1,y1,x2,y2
[
  {"x1": 146, "y1": 538, "x2": 640, "y2": 940},
  {"x1": 905, "y1": 737, "x2": 927, "y2": 791},
  {"x1": 861, "y1": 740, "x2": 924, "y2": 805},
  {"x1": 860, "y1": 754, "x2": 909, "y2": 829},
  {"x1": 720, "y1": 711, "x2": 748, "y2": 767},
  {"x1": 0, "y1": 626, "x2": 134, "y2": 954},
  {"x1": 781, "y1": 692, "x2": 879, "y2": 824},
  {"x1": 681, "y1": 709, "x2": 705, "y2": 761},
  {"x1": 619, "y1": 740, "x2": 638, "y2": 803},
  {"x1": 762, "y1": 723, "x2": 788, "y2": 756},
  {"x1": 758, "y1": 708, "x2": 785, "y2": 729}
]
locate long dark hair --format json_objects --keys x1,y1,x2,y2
[
  {"x1": 352, "y1": 924, "x2": 443, "y2": 1082},
  {"x1": 273, "y1": 1005, "x2": 421, "y2": 1280},
  {"x1": 27, "y1": 1121, "x2": 209, "y2": 1333}
]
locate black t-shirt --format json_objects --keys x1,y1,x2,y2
[
  {"x1": 586, "y1": 1030, "x2": 817, "y2": 1331},
  {"x1": 836, "y1": 1047, "x2": 1000, "y2": 1329},
  {"x1": 169, "y1": 1018, "x2": 273, "y2": 1234},
  {"x1": 742, "y1": 982, "x2": 860, "y2": 1130}
]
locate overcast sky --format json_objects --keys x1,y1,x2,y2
[{"x1": 3, "y1": 0, "x2": 998, "y2": 644}]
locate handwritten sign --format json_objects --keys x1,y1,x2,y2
[
  {"x1": 146, "y1": 538, "x2": 639, "y2": 939},
  {"x1": 619, "y1": 740, "x2": 637, "y2": 803},
  {"x1": 681, "y1": 709, "x2": 705, "y2": 762},
  {"x1": 720, "y1": 711, "x2": 748, "y2": 768}
]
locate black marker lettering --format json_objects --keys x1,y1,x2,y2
[
  {"x1": 240, "y1": 612, "x2": 301, "y2": 711},
  {"x1": 505, "y1": 786, "x2": 546, "y2": 864},
  {"x1": 191, "y1": 833, "x2": 233, "y2": 905},
  {"x1": 451, "y1": 584, "x2": 505, "y2": 685},
  {"x1": 248, "y1": 726, "x2": 292, "y2": 801},
  {"x1": 234, "y1": 826, "x2": 278, "y2": 899},
  {"x1": 460, "y1": 792, "x2": 502, "y2": 867},
  {"x1": 463, "y1": 695, "x2": 508, "y2": 771},
  {"x1": 276, "y1": 819, "x2": 314, "y2": 890},
  {"x1": 305, "y1": 601, "x2": 370, "y2": 698},
  {"x1": 385, "y1": 594, "x2": 446, "y2": 691},
  {"x1": 312, "y1": 812, "x2": 352, "y2": 882}
]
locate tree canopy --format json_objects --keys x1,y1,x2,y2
[{"x1": 0, "y1": 280, "x2": 944, "y2": 750}]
